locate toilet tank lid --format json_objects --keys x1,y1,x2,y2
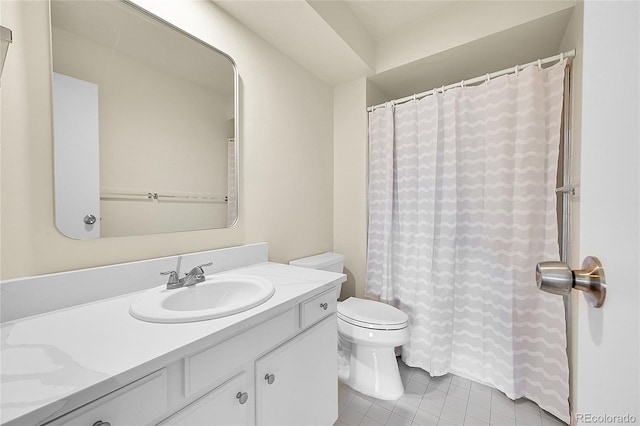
[{"x1": 289, "y1": 252, "x2": 344, "y2": 269}]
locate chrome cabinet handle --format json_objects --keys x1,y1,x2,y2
[
  {"x1": 320, "y1": 302, "x2": 328, "y2": 310},
  {"x1": 536, "y1": 256, "x2": 606, "y2": 308},
  {"x1": 83, "y1": 214, "x2": 97, "y2": 225},
  {"x1": 236, "y1": 392, "x2": 248, "y2": 405},
  {"x1": 264, "y1": 373, "x2": 275, "y2": 385},
  {"x1": 92, "y1": 421, "x2": 111, "y2": 426}
]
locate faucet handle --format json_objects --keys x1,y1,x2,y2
[
  {"x1": 198, "y1": 261, "x2": 213, "y2": 269},
  {"x1": 161, "y1": 270, "x2": 180, "y2": 286},
  {"x1": 188, "y1": 261, "x2": 213, "y2": 275}
]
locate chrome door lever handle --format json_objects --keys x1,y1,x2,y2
[{"x1": 536, "y1": 256, "x2": 606, "y2": 308}]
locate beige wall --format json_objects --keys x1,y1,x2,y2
[
  {"x1": 333, "y1": 78, "x2": 367, "y2": 299},
  {"x1": 332, "y1": 78, "x2": 390, "y2": 300},
  {"x1": 0, "y1": 0, "x2": 334, "y2": 279}
]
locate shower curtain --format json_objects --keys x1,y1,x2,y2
[{"x1": 366, "y1": 60, "x2": 570, "y2": 422}]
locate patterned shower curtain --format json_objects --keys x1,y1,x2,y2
[{"x1": 366, "y1": 60, "x2": 570, "y2": 422}]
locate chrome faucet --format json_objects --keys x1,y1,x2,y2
[{"x1": 161, "y1": 262, "x2": 213, "y2": 290}]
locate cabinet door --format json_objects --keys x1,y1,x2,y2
[
  {"x1": 255, "y1": 315, "x2": 337, "y2": 426},
  {"x1": 160, "y1": 372, "x2": 253, "y2": 426}
]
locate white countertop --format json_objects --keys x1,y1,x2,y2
[{"x1": 0, "y1": 262, "x2": 345, "y2": 425}]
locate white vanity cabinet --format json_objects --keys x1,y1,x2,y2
[
  {"x1": 26, "y1": 285, "x2": 340, "y2": 426},
  {"x1": 0, "y1": 253, "x2": 347, "y2": 426}
]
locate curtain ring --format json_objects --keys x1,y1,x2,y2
[
  {"x1": 538, "y1": 59, "x2": 542, "y2": 69},
  {"x1": 560, "y1": 52, "x2": 564, "y2": 62},
  {"x1": 413, "y1": 94, "x2": 417, "y2": 102},
  {"x1": 514, "y1": 65, "x2": 519, "y2": 76},
  {"x1": 441, "y1": 85, "x2": 445, "y2": 94},
  {"x1": 460, "y1": 80, "x2": 465, "y2": 88},
  {"x1": 486, "y1": 73, "x2": 491, "y2": 83},
  {"x1": 432, "y1": 88, "x2": 438, "y2": 97}
]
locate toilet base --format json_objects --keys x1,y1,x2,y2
[{"x1": 341, "y1": 345, "x2": 404, "y2": 400}]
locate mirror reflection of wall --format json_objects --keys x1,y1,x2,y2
[{"x1": 51, "y1": 0, "x2": 237, "y2": 239}]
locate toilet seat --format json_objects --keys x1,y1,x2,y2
[{"x1": 338, "y1": 297, "x2": 408, "y2": 330}]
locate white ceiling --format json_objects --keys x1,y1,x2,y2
[{"x1": 213, "y1": 0, "x2": 576, "y2": 100}]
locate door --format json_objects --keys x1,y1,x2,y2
[
  {"x1": 574, "y1": 0, "x2": 639, "y2": 422},
  {"x1": 52, "y1": 72, "x2": 101, "y2": 239},
  {"x1": 255, "y1": 315, "x2": 338, "y2": 426}
]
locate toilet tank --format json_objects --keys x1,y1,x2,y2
[
  {"x1": 289, "y1": 252, "x2": 344, "y2": 273},
  {"x1": 289, "y1": 252, "x2": 345, "y2": 299}
]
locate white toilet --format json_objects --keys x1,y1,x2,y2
[{"x1": 290, "y1": 252, "x2": 410, "y2": 400}]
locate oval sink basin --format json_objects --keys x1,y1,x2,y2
[{"x1": 129, "y1": 274, "x2": 275, "y2": 323}]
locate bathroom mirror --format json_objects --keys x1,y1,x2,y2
[{"x1": 50, "y1": 0, "x2": 238, "y2": 239}]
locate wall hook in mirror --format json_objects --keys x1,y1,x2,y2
[{"x1": 535, "y1": 256, "x2": 606, "y2": 308}]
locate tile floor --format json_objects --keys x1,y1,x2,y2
[{"x1": 335, "y1": 360, "x2": 567, "y2": 426}]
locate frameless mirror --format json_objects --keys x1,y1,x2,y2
[{"x1": 50, "y1": 0, "x2": 238, "y2": 239}]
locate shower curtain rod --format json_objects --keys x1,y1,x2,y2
[{"x1": 367, "y1": 49, "x2": 576, "y2": 112}]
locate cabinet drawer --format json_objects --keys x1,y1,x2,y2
[
  {"x1": 186, "y1": 308, "x2": 296, "y2": 396},
  {"x1": 47, "y1": 369, "x2": 167, "y2": 426},
  {"x1": 300, "y1": 288, "x2": 336, "y2": 329}
]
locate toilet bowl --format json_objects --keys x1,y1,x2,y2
[
  {"x1": 337, "y1": 297, "x2": 409, "y2": 400},
  {"x1": 289, "y1": 253, "x2": 410, "y2": 401}
]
